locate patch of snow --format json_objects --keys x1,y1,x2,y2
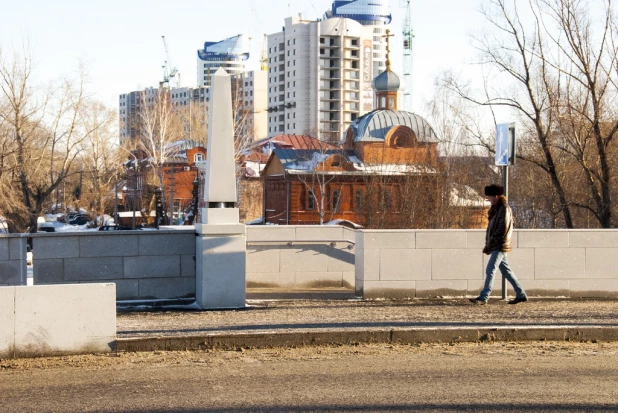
[
  {"x1": 245, "y1": 161, "x2": 264, "y2": 177},
  {"x1": 325, "y1": 219, "x2": 363, "y2": 229},
  {"x1": 245, "y1": 217, "x2": 263, "y2": 225},
  {"x1": 449, "y1": 185, "x2": 488, "y2": 207}
]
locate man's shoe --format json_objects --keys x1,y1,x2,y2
[
  {"x1": 469, "y1": 297, "x2": 487, "y2": 305},
  {"x1": 508, "y1": 296, "x2": 528, "y2": 305}
]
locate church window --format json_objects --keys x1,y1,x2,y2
[
  {"x1": 308, "y1": 190, "x2": 316, "y2": 210},
  {"x1": 331, "y1": 190, "x2": 341, "y2": 211}
]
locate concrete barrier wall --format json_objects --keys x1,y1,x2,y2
[
  {"x1": 246, "y1": 226, "x2": 356, "y2": 289},
  {"x1": 0, "y1": 283, "x2": 116, "y2": 358},
  {"x1": 356, "y1": 229, "x2": 618, "y2": 299},
  {"x1": 32, "y1": 229, "x2": 196, "y2": 300},
  {"x1": 0, "y1": 234, "x2": 28, "y2": 286},
  {"x1": 30, "y1": 226, "x2": 355, "y2": 300}
]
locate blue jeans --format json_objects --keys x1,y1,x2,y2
[{"x1": 479, "y1": 250, "x2": 526, "y2": 300}]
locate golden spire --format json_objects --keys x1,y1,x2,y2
[{"x1": 382, "y1": 29, "x2": 395, "y2": 71}]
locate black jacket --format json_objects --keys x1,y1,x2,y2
[{"x1": 484, "y1": 195, "x2": 513, "y2": 253}]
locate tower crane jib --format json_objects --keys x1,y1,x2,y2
[
  {"x1": 161, "y1": 35, "x2": 180, "y2": 88},
  {"x1": 400, "y1": 0, "x2": 414, "y2": 111}
]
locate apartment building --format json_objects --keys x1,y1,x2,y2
[{"x1": 266, "y1": 13, "x2": 388, "y2": 143}]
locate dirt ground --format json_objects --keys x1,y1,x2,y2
[
  {"x1": 3, "y1": 342, "x2": 618, "y2": 412},
  {"x1": 117, "y1": 298, "x2": 618, "y2": 337},
  {"x1": 3, "y1": 341, "x2": 618, "y2": 371}
]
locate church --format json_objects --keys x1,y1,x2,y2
[{"x1": 259, "y1": 34, "x2": 476, "y2": 228}]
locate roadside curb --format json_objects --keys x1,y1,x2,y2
[{"x1": 115, "y1": 326, "x2": 618, "y2": 352}]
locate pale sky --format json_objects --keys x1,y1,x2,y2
[{"x1": 1, "y1": 0, "x2": 487, "y2": 114}]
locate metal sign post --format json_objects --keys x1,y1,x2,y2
[{"x1": 496, "y1": 123, "x2": 516, "y2": 300}]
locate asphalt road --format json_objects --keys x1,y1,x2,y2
[{"x1": 2, "y1": 342, "x2": 618, "y2": 412}]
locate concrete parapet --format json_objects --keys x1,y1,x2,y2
[
  {"x1": 0, "y1": 234, "x2": 28, "y2": 286},
  {"x1": 31, "y1": 230, "x2": 196, "y2": 301},
  {"x1": 0, "y1": 283, "x2": 116, "y2": 358},
  {"x1": 355, "y1": 229, "x2": 618, "y2": 299}
]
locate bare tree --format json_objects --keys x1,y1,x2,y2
[
  {"x1": 442, "y1": 0, "x2": 618, "y2": 228},
  {"x1": 0, "y1": 44, "x2": 104, "y2": 232},
  {"x1": 78, "y1": 100, "x2": 122, "y2": 223}
]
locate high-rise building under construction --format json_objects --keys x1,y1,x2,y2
[
  {"x1": 196, "y1": 34, "x2": 251, "y2": 88},
  {"x1": 266, "y1": 0, "x2": 392, "y2": 143}
]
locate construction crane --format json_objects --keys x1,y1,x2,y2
[
  {"x1": 161, "y1": 35, "x2": 179, "y2": 88},
  {"x1": 401, "y1": 0, "x2": 414, "y2": 111},
  {"x1": 260, "y1": 34, "x2": 268, "y2": 71}
]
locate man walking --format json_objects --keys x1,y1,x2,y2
[{"x1": 470, "y1": 184, "x2": 528, "y2": 305}]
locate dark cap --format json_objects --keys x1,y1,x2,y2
[{"x1": 484, "y1": 184, "x2": 504, "y2": 196}]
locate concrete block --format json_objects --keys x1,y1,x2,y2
[
  {"x1": 246, "y1": 246, "x2": 281, "y2": 273},
  {"x1": 8, "y1": 237, "x2": 26, "y2": 261},
  {"x1": 246, "y1": 225, "x2": 296, "y2": 241},
  {"x1": 535, "y1": 248, "x2": 586, "y2": 279},
  {"x1": 416, "y1": 280, "x2": 468, "y2": 297},
  {"x1": 0, "y1": 287, "x2": 15, "y2": 358},
  {"x1": 295, "y1": 272, "x2": 344, "y2": 288},
  {"x1": 585, "y1": 248, "x2": 618, "y2": 279},
  {"x1": 416, "y1": 231, "x2": 467, "y2": 249},
  {"x1": 246, "y1": 272, "x2": 295, "y2": 288},
  {"x1": 280, "y1": 244, "x2": 329, "y2": 273},
  {"x1": 13, "y1": 283, "x2": 116, "y2": 357},
  {"x1": 482, "y1": 249, "x2": 535, "y2": 280},
  {"x1": 201, "y1": 208, "x2": 240, "y2": 225},
  {"x1": 65, "y1": 257, "x2": 124, "y2": 281},
  {"x1": 362, "y1": 280, "x2": 416, "y2": 299},
  {"x1": 138, "y1": 233, "x2": 195, "y2": 256},
  {"x1": 112, "y1": 279, "x2": 139, "y2": 300},
  {"x1": 138, "y1": 277, "x2": 195, "y2": 300},
  {"x1": 570, "y1": 279, "x2": 618, "y2": 297},
  {"x1": 506, "y1": 249, "x2": 535, "y2": 280},
  {"x1": 326, "y1": 247, "x2": 355, "y2": 272},
  {"x1": 0, "y1": 238, "x2": 9, "y2": 260},
  {"x1": 196, "y1": 234, "x2": 246, "y2": 309},
  {"x1": 518, "y1": 231, "x2": 569, "y2": 248},
  {"x1": 355, "y1": 230, "x2": 365, "y2": 250},
  {"x1": 361, "y1": 231, "x2": 415, "y2": 249},
  {"x1": 466, "y1": 230, "x2": 486, "y2": 249},
  {"x1": 180, "y1": 254, "x2": 196, "y2": 277},
  {"x1": 343, "y1": 271, "x2": 355, "y2": 289},
  {"x1": 570, "y1": 230, "x2": 618, "y2": 248},
  {"x1": 33, "y1": 259, "x2": 64, "y2": 284},
  {"x1": 380, "y1": 249, "x2": 431, "y2": 281},
  {"x1": 520, "y1": 280, "x2": 570, "y2": 297},
  {"x1": 124, "y1": 256, "x2": 181, "y2": 278},
  {"x1": 79, "y1": 234, "x2": 139, "y2": 257},
  {"x1": 196, "y1": 223, "x2": 245, "y2": 235},
  {"x1": 432, "y1": 249, "x2": 483, "y2": 280},
  {"x1": 356, "y1": 248, "x2": 380, "y2": 281},
  {"x1": 33, "y1": 236, "x2": 80, "y2": 259},
  {"x1": 0, "y1": 261, "x2": 24, "y2": 286},
  {"x1": 295, "y1": 225, "x2": 344, "y2": 241}
]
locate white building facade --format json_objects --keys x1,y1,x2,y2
[
  {"x1": 266, "y1": 14, "x2": 389, "y2": 143},
  {"x1": 197, "y1": 34, "x2": 250, "y2": 88}
]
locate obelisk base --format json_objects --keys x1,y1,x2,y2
[{"x1": 195, "y1": 219, "x2": 246, "y2": 309}]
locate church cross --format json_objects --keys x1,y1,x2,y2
[{"x1": 382, "y1": 29, "x2": 395, "y2": 70}]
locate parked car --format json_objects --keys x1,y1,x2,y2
[
  {"x1": 69, "y1": 214, "x2": 93, "y2": 226},
  {"x1": 26, "y1": 245, "x2": 33, "y2": 266},
  {"x1": 38, "y1": 222, "x2": 56, "y2": 232},
  {"x1": 98, "y1": 225, "x2": 141, "y2": 231}
]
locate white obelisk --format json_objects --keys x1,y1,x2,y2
[{"x1": 195, "y1": 68, "x2": 246, "y2": 309}]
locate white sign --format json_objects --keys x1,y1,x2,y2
[{"x1": 495, "y1": 123, "x2": 510, "y2": 166}]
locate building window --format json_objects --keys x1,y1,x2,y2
[
  {"x1": 355, "y1": 190, "x2": 363, "y2": 212},
  {"x1": 308, "y1": 189, "x2": 316, "y2": 210},
  {"x1": 331, "y1": 190, "x2": 341, "y2": 212},
  {"x1": 383, "y1": 190, "x2": 392, "y2": 211},
  {"x1": 194, "y1": 153, "x2": 204, "y2": 162}
]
